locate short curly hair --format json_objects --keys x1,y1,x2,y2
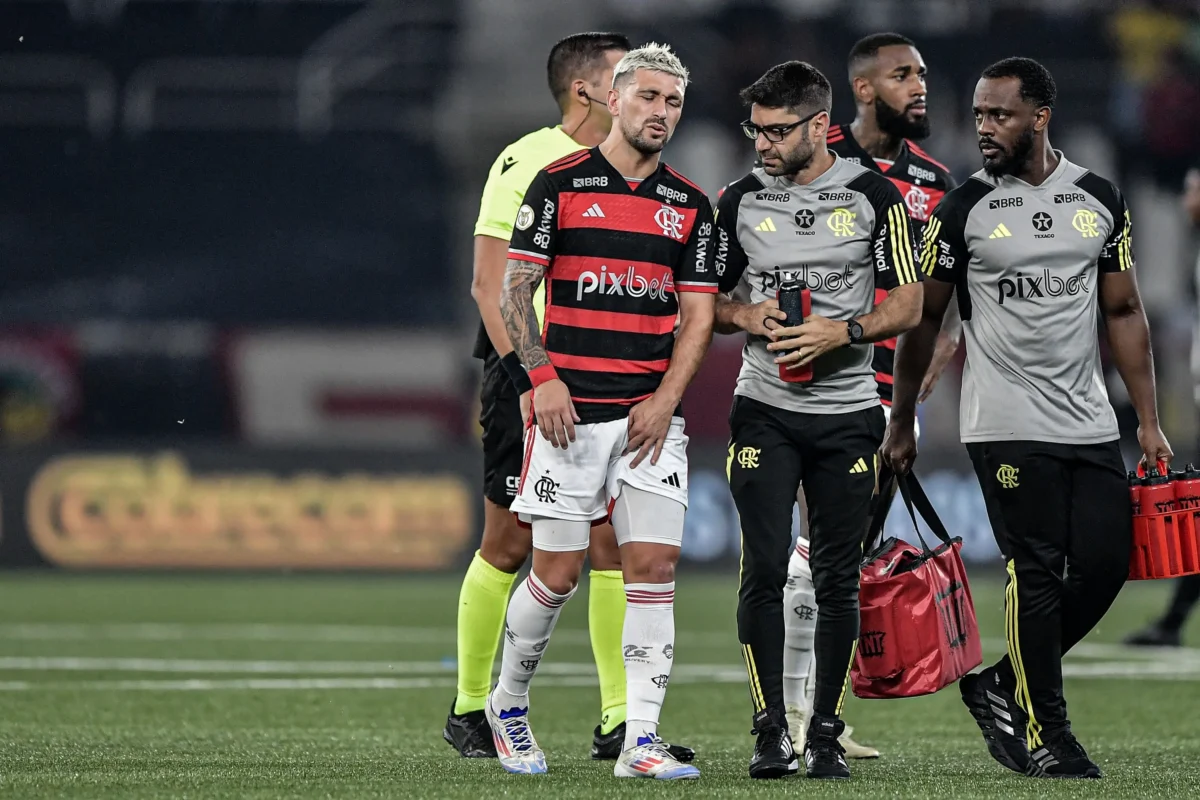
[{"x1": 981, "y1": 57, "x2": 1056, "y2": 109}]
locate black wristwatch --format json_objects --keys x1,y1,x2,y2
[{"x1": 846, "y1": 319, "x2": 864, "y2": 345}]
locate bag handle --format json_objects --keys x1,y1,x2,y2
[
  {"x1": 868, "y1": 465, "x2": 954, "y2": 556},
  {"x1": 895, "y1": 471, "x2": 955, "y2": 550}
]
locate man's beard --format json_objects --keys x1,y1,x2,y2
[
  {"x1": 875, "y1": 97, "x2": 930, "y2": 141},
  {"x1": 982, "y1": 125, "x2": 1035, "y2": 178},
  {"x1": 623, "y1": 117, "x2": 669, "y2": 155},
  {"x1": 762, "y1": 131, "x2": 814, "y2": 177}
]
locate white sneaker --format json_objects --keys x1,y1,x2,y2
[
  {"x1": 839, "y1": 725, "x2": 880, "y2": 760},
  {"x1": 785, "y1": 704, "x2": 807, "y2": 753},
  {"x1": 614, "y1": 737, "x2": 700, "y2": 780},
  {"x1": 786, "y1": 705, "x2": 879, "y2": 759},
  {"x1": 485, "y1": 692, "x2": 547, "y2": 774}
]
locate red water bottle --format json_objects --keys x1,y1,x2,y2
[
  {"x1": 1174, "y1": 464, "x2": 1200, "y2": 510},
  {"x1": 777, "y1": 278, "x2": 812, "y2": 383},
  {"x1": 1129, "y1": 470, "x2": 1144, "y2": 517},
  {"x1": 1142, "y1": 461, "x2": 1176, "y2": 514}
]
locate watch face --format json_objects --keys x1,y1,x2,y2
[{"x1": 849, "y1": 321, "x2": 864, "y2": 343}]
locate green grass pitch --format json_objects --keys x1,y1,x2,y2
[{"x1": 0, "y1": 572, "x2": 1199, "y2": 798}]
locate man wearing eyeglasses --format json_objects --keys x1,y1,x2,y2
[
  {"x1": 781, "y1": 32, "x2": 960, "y2": 760},
  {"x1": 713, "y1": 61, "x2": 922, "y2": 780}
]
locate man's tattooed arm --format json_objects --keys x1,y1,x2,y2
[{"x1": 500, "y1": 258, "x2": 551, "y2": 370}]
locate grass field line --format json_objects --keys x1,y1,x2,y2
[
  {"x1": 4, "y1": 663, "x2": 1200, "y2": 692},
  {"x1": 0, "y1": 622, "x2": 731, "y2": 647},
  {"x1": 0, "y1": 655, "x2": 742, "y2": 681},
  {"x1": 2, "y1": 654, "x2": 1199, "y2": 685},
  {"x1": 5, "y1": 624, "x2": 1198, "y2": 663}
]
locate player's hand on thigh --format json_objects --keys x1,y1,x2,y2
[
  {"x1": 625, "y1": 394, "x2": 675, "y2": 468},
  {"x1": 534, "y1": 379, "x2": 579, "y2": 449}
]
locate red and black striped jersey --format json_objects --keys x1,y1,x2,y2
[
  {"x1": 826, "y1": 124, "x2": 957, "y2": 405},
  {"x1": 507, "y1": 147, "x2": 718, "y2": 423}
]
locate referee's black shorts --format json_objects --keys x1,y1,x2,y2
[
  {"x1": 478, "y1": 350, "x2": 525, "y2": 508},
  {"x1": 728, "y1": 395, "x2": 884, "y2": 716},
  {"x1": 966, "y1": 439, "x2": 1131, "y2": 739}
]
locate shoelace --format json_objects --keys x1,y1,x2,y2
[
  {"x1": 464, "y1": 724, "x2": 492, "y2": 752},
  {"x1": 757, "y1": 726, "x2": 788, "y2": 755},
  {"x1": 809, "y1": 733, "x2": 846, "y2": 759},
  {"x1": 641, "y1": 738, "x2": 673, "y2": 760},
  {"x1": 1051, "y1": 732, "x2": 1087, "y2": 761},
  {"x1": 501, "y1": 716, "x2": 536, "y2": 753}
]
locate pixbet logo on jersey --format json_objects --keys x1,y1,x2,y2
[
  {"x1": 577, "y1": 264, "x2": 675, "y2": 302},
  {"x1": 757, "y1": 265, "x2": 855, "y2": 294},
  {"x1": 996, "y1": 270, "x2": 1091, "y2": 305}
]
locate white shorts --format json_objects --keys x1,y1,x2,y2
[{"x1": 511, "y1": 416, "x2": 689, "y2": 524}]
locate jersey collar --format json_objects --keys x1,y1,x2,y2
[
  {"x1": 767, "y1": 151, "x2": 847, "y2": 191},
  {"x1": 592, "y1": 146, "x2": 667, "y2": 196},
  {"x1": 836, "y1": 125, "x2": 911, "y2": 176},
  {"x1": 992, "y1": 150, "x2": 1071, "y2": 190}
]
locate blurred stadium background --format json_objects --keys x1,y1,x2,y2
[{"x1": 2, "y1": 1, "x2": 1200, "y2": 797}]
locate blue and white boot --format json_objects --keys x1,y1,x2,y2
[
  {"x1": 485, "y1": 691, "x2": 547, "y2": 775},
  {"x1": 614, "y1": 735, "x2": 700, "y2": 780}
]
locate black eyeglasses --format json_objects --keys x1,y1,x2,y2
[{"x1": 740, "y1": 109, "x2": 826, "y2": 143}]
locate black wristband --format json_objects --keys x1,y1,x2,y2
[{"x1": 500, "y1": 352, "x2": 534, "y2": 394}]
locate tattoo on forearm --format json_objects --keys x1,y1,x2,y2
[{"x1": 501, "y1": 259, "x2": 551, "y2": 370}]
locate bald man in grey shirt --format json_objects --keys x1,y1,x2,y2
[{"x1": 883, "y1": 58, "x2": 1171, "y2": 781}]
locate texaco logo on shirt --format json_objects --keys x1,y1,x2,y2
[{"x1": 655, "y1": 204, "x2": 685, "y2": 240}]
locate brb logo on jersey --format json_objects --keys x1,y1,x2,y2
[
  {"x1": 577, "y1": 264, "x2": 675, "y2": 302},
  {"x1": 996, "y1": 270, "x2": 1091, "y2": 305},
  {"x1": 655, "y1": 205, "x2": 685, "y2": 240},
  {"x1": 657, "y1": 184, "x2": 688, "y2": 204}
]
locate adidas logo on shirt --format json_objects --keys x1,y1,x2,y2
[
  {"x1": 849, "y1": 457, "x2": 870, "y2": 474},
  {"x1": 755, "y1": 217, "x2": 777, "y2": 232},
  {"x1": 582, "y1": 203, "x2": 605, "y2": 218},
  {"x1": 989, "y1": 223, "x2": 1013, "y2": 239},
  {"x1": 661, "y1": 473, "x2": 682, "y2": 488}
]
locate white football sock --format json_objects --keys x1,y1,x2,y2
[
  {"x1": 783, "y1": 540, "x2": 817, "y2": 716},
  {"x1": 622, "y1": 581, "x2": 676, "y2": 751},
  {"x1": 492, "y1": 570, "x2": 574, "y2": 712}
]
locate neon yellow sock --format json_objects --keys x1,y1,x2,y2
[
  {"x1": 454, "y1": 551, "x2": 518, "y2": 715},
  {"x1": 589, "y1": 569, "x2": 628, "y2": 733}
]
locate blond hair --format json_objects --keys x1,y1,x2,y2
[{"x1": 612, "y1": 42, "x2": 689, "y2": 91}]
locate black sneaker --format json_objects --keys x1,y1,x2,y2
[
  {"x1": 443, "y1": 700, "x2": 497, "y2": 758},
  {"x1": 1124, "y1": 623, "x2": 1182, "y2": 648},
  {"x1": 804, "y1": 714, "x2": 850, "y2": 780},
  {"x1": 591, "y1": 721, "x2": 695, "y2": 762},
  {"x1": 1027, "y1": 730, "x2": 1102, "y2": 779},
  {"x1": 748, "y1": 706, "x2": 799, "y2": 779},
  {"x1": 959, "y1": 668, "x2": 1031, "y2": 773}
]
